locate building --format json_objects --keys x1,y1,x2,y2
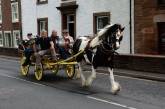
[
  {"x1": 0, "y1": 0, "x2": 22, "y2": 49},
  {"x1": 134, "y1": 0, "x2": 165, "y2": 55},
  {"x1": 21, "y1": 0, "x2": 133, "y2": 54}
]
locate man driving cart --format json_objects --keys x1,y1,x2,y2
[{"x1": 17, "y1": 33, "x2": 35, "y2": 66}]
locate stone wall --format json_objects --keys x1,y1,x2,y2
[
  {"x1": 114, "y1": 54, "x2": 165, "y2": 74},
  {"x1": 0, "y1": 47, "x2": 19, "y2": 57}
]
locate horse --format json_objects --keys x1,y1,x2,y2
[{"x1": 73, "y1": 24, "x2": 125, "y2": 94}]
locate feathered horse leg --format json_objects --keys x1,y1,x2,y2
[
  {"x1": 77, "y1": 63, "x2": 86, "y2": 87},
  {"x1": 108, "y1": 68, "x2": 121, "y2": 94},
  {"x1": 86, "y1": 66, "x2": 96, "y2": 86}
]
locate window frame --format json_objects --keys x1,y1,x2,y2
[
  {"x1": 0, "y1": 31, "x2": 3, "y2": 47},
  {"x1": 93, "y1": 12, "x2": 110, "y2": 34},
  {"x1": 4, "y1": 31, "x2": 13, "y2": 48},
  {"x1": 11, "y1": 2, "x2": 19, "y2": 23},
  {"x1": 37, "y1": 0, "x2": 48, "y2": 5},
  {"x1": 37, "y1": 18, "x2": 48, "y2": 35}
]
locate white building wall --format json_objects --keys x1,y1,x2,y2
[
  {"x1": 76, "y1": 0, "x2": 131, "y2": 53},
  {"x1": 21, "y1": 0, "x2": 132, "y2": 53},
  {"x1": 21, "y1": 0, "x2": 61, "y2": 38},
  {"x1": 21, "y1": 0, "x2": 37, "y2": 39}
]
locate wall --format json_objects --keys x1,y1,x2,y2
[
  {"x1": 134, "y1": 0, "x2": 165, "y2": 54},
  {"x1": 21, "y1": 0, "x2": 131, "y2": 53},
  {"x1": 76, "y1": 0, "x2": 131, "y2": 53},
  {"x1": 21, "y1": 0, "x2": 61, "y2": 38},
  {"x1": 115, "y1": 54, "x2": 165, "y2": 74}
]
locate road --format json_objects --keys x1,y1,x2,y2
[{"x1": 0, "y1": 57, "x2": 165, "y2": 109}]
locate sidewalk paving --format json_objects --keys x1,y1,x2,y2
[{"x1": 0, "y1": 55, "x2": 165, "y2": 82}]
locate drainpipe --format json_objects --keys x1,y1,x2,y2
[{"x1": 129, "y1": 0, "x2": 133, "y2": 54}]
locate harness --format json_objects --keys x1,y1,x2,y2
[{"x1": 99, "y1": 31, "x2": 120, "y2": 58}]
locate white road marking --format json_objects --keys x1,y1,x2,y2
[
  {"x1": 87, "y1": 96, "x2": 137, "y2": 109},
  {"x1": 0, "y1": 73, "x2": 46, "y2": 87}
]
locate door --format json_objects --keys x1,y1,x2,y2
[{"x1": 158, "y1": 22, "x2": 165, "y2": 54}]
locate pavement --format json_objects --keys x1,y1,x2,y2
[
  {"x1": 0, "y1": 55, "x2": 165, "y2": 82},
  {"x1": 1, "y1": 57, "x2": 165, "y2": 109}
]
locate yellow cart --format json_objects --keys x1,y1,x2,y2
[{"x1": 20, "y1": 50, "x2": 84, "y2": 81}]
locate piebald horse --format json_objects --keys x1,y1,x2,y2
[{"x1": 73, "y1": 24, "x2": 124, "y2": 94}]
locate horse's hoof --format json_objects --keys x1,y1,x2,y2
[{"x1": 111, "y1": 82, "x2": 121, "y2": 95}]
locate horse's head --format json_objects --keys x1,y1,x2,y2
[{"x1": 103, "y1": 24, "x2": 124, "y2": 51}]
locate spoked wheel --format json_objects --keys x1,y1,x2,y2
[
  {"x1": 65, "y1": 65, "x2": 75, "y2": 79},
  {"x1": 52, "y1": 65, "x2": 59, "y2": 75},
  {"x1": 20, "y1": 56, "x2": 29, "y2": 76},
  {"x1": 34, "y1": 64, "x2": 43, "y2": 81}
]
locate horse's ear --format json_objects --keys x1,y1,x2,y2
[{"x1": 121, "y1": 27, "x2": 125, "y2": 32}]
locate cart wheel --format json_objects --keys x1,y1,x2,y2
[
  {"x1": 65, "y1": 65, "x2": 75, "y2": 79},
  {"x1": 20, "y1": 56, "x2": 29, "y2": 76},
  {"x1": 34, "y1": 64, "x2": 43, "y2": 81},
  {"x1": 52, "y1": 65, "x2": 59, "y2": 75}
]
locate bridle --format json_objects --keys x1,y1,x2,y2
[{"x1": 100, "y1": 29, "x2": 122, "y2": 55}]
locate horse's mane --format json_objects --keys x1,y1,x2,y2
[{"x1": 89, "y1": 24, "x2": 113, "y2": 48}]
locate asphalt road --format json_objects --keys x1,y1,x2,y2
[{"x1": 0, "y1": 58, "x2": 165, "y2": 109}]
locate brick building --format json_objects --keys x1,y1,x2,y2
[
  {"x1": 0, "y1": 0, "x2": 22, "y2": 55},
  {"x1": 134, "y1": 0, "x2": 165, "y2": 55}
]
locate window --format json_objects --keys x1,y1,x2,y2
[
  {"x1": 37, "y1": 0, "x2": 48, "y2": 4},
  {"x1": 4, "y1": 31, "x2": 13, "y2": 47},
  {"x1": 61, "y1": 0, "x2": 75, "y2": 1},
  {"x1": 93, "y1": 12, "x2": 110, "y2": 34},
  {"x1": 157, "y1": 22, "x2": 165, "y2": 54},
  {"x1": 0, "y1": 31, "x2": 3, "y2": 46},
  {"x1": 11, "y1": 2, "x2": 19, "y2": 22},
  {"x1": 0, "y1": 0, "x2": 2, "y2": 23},
  {"x1": 96, "y1": 16, "x2": 109, "y2": 32},
  {"x1": 13, "y1": 30, "x2": 20, "y2": 48},
  {"x1": 158, "y1": 0, "x2": 165, "y2": 7},
  {"x1": 37, "y1": 18, "x2": 48, "y2": 35}
]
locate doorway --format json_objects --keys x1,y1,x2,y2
[
  {"x1": 157, "y1": 22, "x2": 165, "y2": 54},
  {"x1": 62, "y1": 14, "x2": 75, "y2": 39}
]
